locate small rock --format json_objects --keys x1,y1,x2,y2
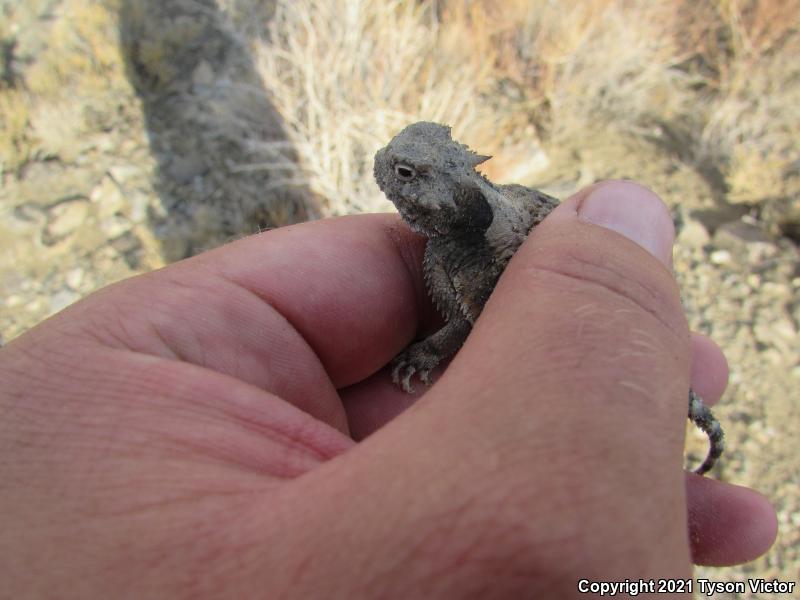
[
  {"x1": 5, "y1": 295, "x2": 23, "y2": 308},
  {"x1": 754, "y1": 316, "x2": 797, "y2": 358},
  {"x1": 2, "y1": 271, "x2": 26, "y2": 296},
  {"x1": 192, "y1": 60, "x2": 215, "y2": 87},
  {"x1": 713, "y1": 219, "x2": 777, "y2": 261},
  {"x1": 100, "y1": 214, "x2": 132, "y2": 238},
  {"x1": 18, "y1": 161, "x2": 90, "y2": 208},
  {"x1": 149, "y1": 196, "x2": 170, "y2": 219},
  {"x1": 677, "y1": 218, "x2": 710, "y2": 248},
  {"x1": 111, "y1": 232, "x2": 144, "y2": 269},
  {"x1": 128, "y1": 191, "x2": 151, "y2": 223},
  {"x1": 761, "y1": 282, "x2": 791, "y2": 299},
  {"x1": 111, "y1": 231, "x2": 141, "y2": 254},
  {"x1": 120, "y1": 138, "x2": 143, "y2": 156},
  {"x1": 90, "y1": 176, "x2": 127, "y2": 219},
  {"x1": 65, "y1": 268, "x2": 85, "y2": 290},
  {"x1": 43, "y1": 199, "x2": 90, "y2": 245},
  {"x1": 96, "y1": 136, "x2": 117, "y2": 154},
  {"x1": 759, "y1": 348, "x2": 785, "y2": 366},
  {"x1": 109, "y1": 164, "x2": 141, "y2": 185},
  {"x1": 9, "y1": 204, "x2": 46, "y2": 230},
  {"x1": 48, "y1": 289, "x2": 80, "y2": 314},
  {"x1": 709, "y1": 249, "x2": 731, "y2": 265}
]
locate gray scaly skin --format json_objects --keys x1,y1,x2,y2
[{"x1": 373, "y1": 121, "x2": 724, "y2": 475}]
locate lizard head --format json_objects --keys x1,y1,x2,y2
[{"x1": 374, "y1": 122, "x2": 492, "y2": 237}]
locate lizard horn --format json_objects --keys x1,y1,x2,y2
[{"x1": 468, "y1": 153, "x2": 492, "y2": 167}]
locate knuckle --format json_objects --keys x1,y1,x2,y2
[{"x1": 516, "y1": 225, "x2": 687, "y2": 343}]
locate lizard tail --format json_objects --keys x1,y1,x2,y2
[{"x1": 688, "y1": 389, "x2": 725, "y2": 475}]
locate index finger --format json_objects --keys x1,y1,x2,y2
[
  {"x1": 42, "y1": 214, "x2": 432, "y2": 432},
  {"x1": 204, "y1": 213, "x2": 432, "y2": 387},
  {"x1": 67, "y1": 214, "x2": 432, "y2": 398}
]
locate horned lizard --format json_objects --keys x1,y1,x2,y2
[{"x1": 373, "y1": 121, "x2": 724, "y2": 475}]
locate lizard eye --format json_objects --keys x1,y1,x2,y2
[{"x1": 394, "y1": 163, "x2": 416, "y2": 180}]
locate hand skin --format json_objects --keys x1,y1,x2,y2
[{"x1": 0, "y1": 181, "x2": 776, "y2": 598}]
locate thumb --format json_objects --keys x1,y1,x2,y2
[{"x1": 251, "y1": 181, "x2": 692, "y2": 597}]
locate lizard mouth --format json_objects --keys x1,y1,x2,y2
[
  {"x1": 404, "y1": 216, "x2": 433, "y2": 236},
  {"x1": 402, "y1": 213, "x2": 449, "y2": 237}
]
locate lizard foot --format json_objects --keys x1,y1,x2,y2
[{"x1": 390, "y1": 341, "x2": 442, "y2": 394}]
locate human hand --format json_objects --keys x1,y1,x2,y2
[{"x1": 0, "y1": 181, "x2": 776, "y2": 598}]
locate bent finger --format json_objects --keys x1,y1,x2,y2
[
  {"x1": 690, "y1": 332, "x2": 729, "y2": 406},
  {"x1": 687, "y1": 474, "x2": 777, "y2": 565},
  {"x1": 36, "y1": 214, "x2": 432, "y2": 431}
]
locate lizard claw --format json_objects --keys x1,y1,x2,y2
[
  {"x1": 391, "y1": 360, "x2": 417, "y2": 394},
  {"x1": 390, "y1": 342, "x2": 440, "y2": 394}
]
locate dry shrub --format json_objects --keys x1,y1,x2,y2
[
  {"x1": 243, "y1": 0, "x2": 796, "y2": 222},
  {"x1": 246, "y1": 0, "x2": 691, "y2": 212},
  {"x1": 477, "y1": 0, "x2": 799, "y2": 208},
  {"x1": 248, "y1": 0, "x2": 535, "y2": 214},
  {"x1": 697, "y1": 0, "x2": 800, "y2": 205},
  {"x1": 468, "y1": 1, "x2": 703, "y2": 145}
]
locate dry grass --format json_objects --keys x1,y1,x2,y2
[
  {"x1": 24, "y1": 1, "x2": 123, "y2": 97},
  {"x1": 0, "y1": 89, "x2": 31, "y2": 171},
  {"x1": 698, "y1": 0, "x2": 800, "y2": 204},
  {"x1": 0, "y1": 0, "x2": 126, "y2": 171},
  {"x1": 237, "y1": 0, "x2": 798, "y2": 221},
  {"x1": 247, "y1": 0, "x2": 535, "y2": 213}
]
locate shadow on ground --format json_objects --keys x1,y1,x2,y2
[{"x1": 118, "y1": 0, "x2": 317, "y2": 261}]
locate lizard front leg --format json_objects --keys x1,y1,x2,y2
[{"x1": 391, "y1": 317, "x2": 472, "y2": 393}]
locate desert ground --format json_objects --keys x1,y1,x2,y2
[{"x1": 1, "y1": 1, "x2": 798, "y2": 596}]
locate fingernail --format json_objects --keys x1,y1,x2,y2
[{"x1": 578, "y1": 181, "x2": 674, "y2": 267}]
